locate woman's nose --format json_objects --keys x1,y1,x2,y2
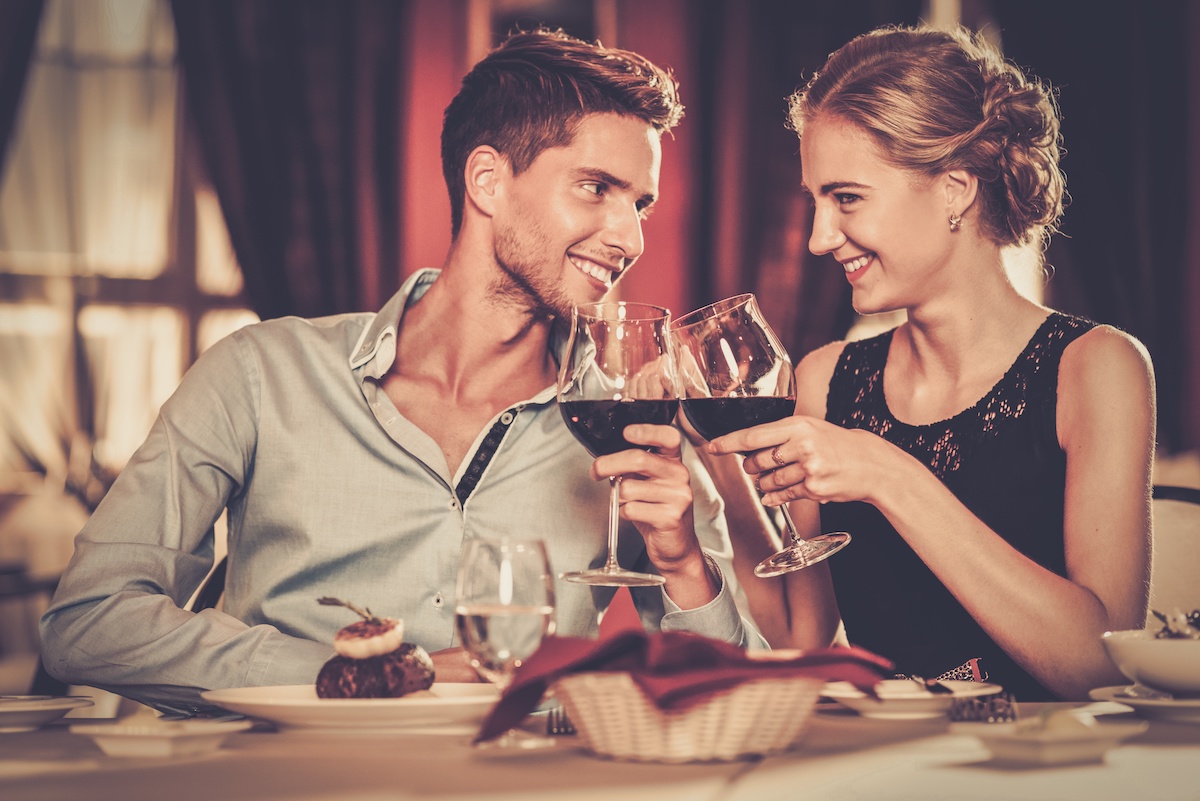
[{"x1": 808, "y1": 204, "x2": 846, "y2": 256}]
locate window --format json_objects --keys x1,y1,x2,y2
[{"x1": 0, "y1": 0, "x2": 255, "y2": 496}]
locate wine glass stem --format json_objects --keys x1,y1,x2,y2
[
  {"x1": 605, "y1": 476, "x2": 622, "y2": 571},
  {"x1": 778, "y1": 503, "x2": 801, "y2": 549}
]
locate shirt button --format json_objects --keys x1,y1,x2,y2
[
  {"x1": 432, "y1": 594, "x2": 445, "y2": 609},
  {"x1": 449, "y1": 498, "x2": 459, "y2": 510},
  {"x1": 500, "y1": 412, "x2": 514, "y2": 425}
]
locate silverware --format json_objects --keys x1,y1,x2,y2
[
  {"x1": 545, "y1": 705, "x2": 577, "y2": 736},
  {"x1": 913, "y1": 676, "x2": 954, "y2": 695}
]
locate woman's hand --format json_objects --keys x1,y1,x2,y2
[{"x1": 705, "y1": 416, "x2": 894, "y2": 508}]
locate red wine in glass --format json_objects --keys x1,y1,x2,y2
[
  {"x1": 672, "y1": 293, "x2": 851, "y2": 576},
  {"x1": 557, "y1": 301, "x2": 679, "y2": 587},
  {"x1": 561, "y1": 399, "x2": 680, "y2": 456}
]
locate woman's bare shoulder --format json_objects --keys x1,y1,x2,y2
[{"x1": 1058, "y1": 323, "x2": 1156, "y2": 438}]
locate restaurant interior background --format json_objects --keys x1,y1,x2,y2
[{"x1": 0, "y1": 0, "x2": 1197, "y2": 693}]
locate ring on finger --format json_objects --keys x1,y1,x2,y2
[{"x1": 770, "y1": 445, "x2": 786, "y2": 468}]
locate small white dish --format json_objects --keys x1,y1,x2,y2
[
  {"x1": 822, "y1": 679, "x2": 1002, "y2": 720},
  {"x1": 70, "y1": 719, "x2": 252, "y2": 758},
  {"x1": 1089, "y1": 685, "x2": 1200, "y2": 724},
  {"x1": 953, "y1": 714, "x2": 1148, "y2": 766},
  {"x1": 200, "y1": 683, "x2": 499, "y2": 732},
  {"x1": 0, "y1": 695, "x2": 95, "y2": 733}
]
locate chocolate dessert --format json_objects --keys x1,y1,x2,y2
[{"x1": 315, "y1": 597, "x2": 436, "y2": 699}]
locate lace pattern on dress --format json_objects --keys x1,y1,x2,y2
[{"x1": 830, "y1": 313, "x2": 1093, "y2": 479}]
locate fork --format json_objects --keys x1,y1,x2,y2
[{"x1": 545, "y1": 705, "x2": 577, "y2": 736}]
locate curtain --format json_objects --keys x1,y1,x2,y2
[
  {"x1": 681, "y1": 0, "x2": 922, "y2": 360},
  {"x1": 996, "y1": 1, "x2": 1196, "y2": 453},
  {"x1": 170, "y1": 0, "x2": 409, "y2": 321},
  {"x1": 0, "y1": 0, "x2": 43, "y2": 172}
]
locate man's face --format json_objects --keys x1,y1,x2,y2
[{"x1": 490, "y1": 113, "x2": 662, "y2": 319}]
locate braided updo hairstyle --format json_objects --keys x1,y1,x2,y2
[{"x1": 788, "y1": 25, "x2": 1065, "y2": 249}]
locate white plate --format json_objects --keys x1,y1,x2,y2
[
  {"x1": 822, "y1": 679, "x2": 1003, "y2": 720},
  {"x1": 70, "y1": 719, "x2": 253, "y2": 757},
  {"x1": 1089, "y1": 685, "x2": 1200, "y2": 723},
  {"x1": 200, "y1": 684, "x2": 500, "y2": 732},
  {"x1": 0, "y1": 695, "x2": 95, "y2": 733},
  {"x1": 951, "y1": 717, "x2": 1148, "y2": 765}
]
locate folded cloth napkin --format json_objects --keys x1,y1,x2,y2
[{"x1": 475, "y1": 606, "x2": 894, "y2": 743}]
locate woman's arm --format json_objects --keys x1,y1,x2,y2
[{"x1": 713, "y1": 326, "x2": 1155, "y2": 698}]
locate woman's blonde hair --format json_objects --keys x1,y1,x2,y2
[{"x1": 788, "y1": 25, "x2": 1066, "y2": 248}]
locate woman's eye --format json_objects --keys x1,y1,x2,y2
[{"x1": 834, "y1": 193, "x2": 861, "y2": 206}]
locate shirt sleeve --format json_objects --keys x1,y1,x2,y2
[
  {"x1": 38, "y1": 331, "x2": 334, "y2": 712},
  {"x1": 657, "y1": 443, "x2": 768, "y2": 650}
]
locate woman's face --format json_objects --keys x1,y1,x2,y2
[{"x1": 800, "y1": 115, "x2": 954, "y2": 316}]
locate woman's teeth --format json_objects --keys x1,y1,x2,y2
[{"x1": 843, "y1": 255, "x2": 872, "y2": 273}]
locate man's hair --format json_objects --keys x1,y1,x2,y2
[{"x1": 441, "y1": 28, "x2": 684, "y2": 237}]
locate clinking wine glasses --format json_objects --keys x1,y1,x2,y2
[
  {"x1": 557, "y1": 301, "x2": 679, "y2": 587},
  {"x1": 671, "y1": 293, "x2": 851, "y2": 576}
]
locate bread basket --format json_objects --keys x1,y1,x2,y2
[{"x1": 552, "y1": 671, "x2": 824, "y2": 762}]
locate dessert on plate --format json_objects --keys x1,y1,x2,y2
[{"x1": 315, "y1": 597, "x2": 435, "y2": 699}]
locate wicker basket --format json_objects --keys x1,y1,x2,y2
[{"x1": 552, "y1": 672, "x2": 824, "y2": 763}]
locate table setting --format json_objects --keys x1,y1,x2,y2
[{"x1": 3, "y1": 595, "x2": 1200, "y2": 800}]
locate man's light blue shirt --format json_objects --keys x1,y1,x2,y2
[{"x1": 41, "y1": 269, "x2": 763, "y2": 710}]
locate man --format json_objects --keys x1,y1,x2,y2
[{"x1": 40, "y1": 29, "x2": 763, "y2": 713}]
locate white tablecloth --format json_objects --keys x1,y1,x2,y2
[{"x1": 2, "y1": 702, "x2": 1197, "y2": 801}]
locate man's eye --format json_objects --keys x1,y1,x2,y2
[{"x1": 582, "y1": 182, "x2": 605, "y2": 196}]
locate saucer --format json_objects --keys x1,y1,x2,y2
[
  {"x1": 1089, "y1": 685, "x2": 1200, "y2": 723},
  {"x1": 0, "y1": 696, "x2": 95, "y2": 733},
  {"x1": 822, "y1": 679, "x2": 1002, "y2": 720},
  {"x1": 952, "y1": 716, "x2": 1148, "y2": 765},
  {"x1": 70, "y1": 719, "x2": 253, "y2": 757}
]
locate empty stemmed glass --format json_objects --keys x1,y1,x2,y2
[
  {"x1": 671, "y1": 293, "x2": 851, "y2": 576},
  {"x1": 557, "y1": 301, "x2": 680, "y2": 587},
  {"x1": 455, "y1": 536, "x2": 556, "y2": 748}
]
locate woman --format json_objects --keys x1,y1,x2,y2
[{"x1": 707, "y1": 24, "x2": 1155, "y2": 700}]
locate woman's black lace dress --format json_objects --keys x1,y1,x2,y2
[{"x1": 821, "y1": 312, "x2": 1096, "y2": 700}]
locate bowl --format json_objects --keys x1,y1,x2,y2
[
  {"x1": 1101, "y1": 629, "x2": 1200, "y2": 697},
  {"x1": 551, "y1": 673, "x2": 823, "y2": 763},
  {"x1": 952, "y1": 710, "x2": 1148, "y2": 766},
  {"x1": 70, "y1": 719, "x2": 253, "y2": 757}
]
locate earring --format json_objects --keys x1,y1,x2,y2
[{"x1": 948, "y1": 213, "x2": 962, "y2": 232}]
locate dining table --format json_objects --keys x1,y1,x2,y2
[{"x1": 2, "y1": 698, "x2": 1197, "y2": 801}]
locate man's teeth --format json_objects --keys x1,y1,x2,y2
[
  {"x1": 571, "y1": 257, "x2": 612, "y2": 285},
  {"x1": 843, "y1": 255, "x2": 872, "y2": 273}
]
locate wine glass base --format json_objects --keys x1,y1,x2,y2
[
  {"x1": 754, "y1": 532, "x2": 851, "y2": 577},
  {"x1": 473, "y1": 729, "x2": 558, "y2": 752},
  {"x1": 560, "y1": 568, "x2": 666, "y2": 587}
]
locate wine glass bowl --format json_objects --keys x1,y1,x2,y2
[
  {"x1": 454, "y1": 537, "x2": 556, "y2": 691},
  {"x1": 671, "y1": 293, "x2": 850, "y2": 576},
  {"x1": 558, "y1": 301, "x2": 678, "y2": 587}
]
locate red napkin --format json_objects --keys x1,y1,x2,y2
[{"x1": 474, "y1": 619, "x2": 894, "y2": 743}]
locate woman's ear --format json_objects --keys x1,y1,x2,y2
[
  {"x1": 463, "y1": 146, "x2": 506, "y2": 219},
  {"x1": 943, "y1": 169, "x2": 979, "y2": 218}
]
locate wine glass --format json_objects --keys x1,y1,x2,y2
[
  {"x1": 557, "y1": 301, "x2": 680, "y2": 587},
  {"x1": 671, "y1": 293, "x2": 851, "y2": 576},
  {"x1": 455, "y1": 536, "x2": 556, "y2": 748}
]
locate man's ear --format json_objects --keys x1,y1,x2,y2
[
  {"x1": 464, "y1": 146, "x2": 506, "y2": 219},
  {"x1": 943, "y1": 169, "x2": 978, "y2": 218}
]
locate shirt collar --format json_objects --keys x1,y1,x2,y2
[
  {"x1": 346, "y1": 268, "x2": 563, "y2": 407},
  {"x1": 348, "y1": 268, "x2": 440, "y2": 376}
]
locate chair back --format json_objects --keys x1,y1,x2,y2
[{"x1": 1149, "y1": 485, "x2": 1200, "y2": 617}]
